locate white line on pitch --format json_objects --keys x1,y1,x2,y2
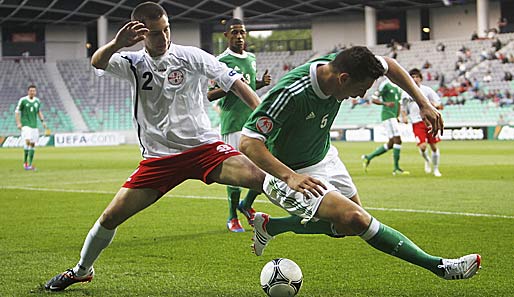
[{"x1": 2, "y1": 185, "x2": 514, "y2": 220}]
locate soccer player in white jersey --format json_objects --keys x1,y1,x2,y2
[
  {"x1": 44, "y1": 2, "x2": 297, "y2": 291},
  {"x1": 401, "y1": 68, "x2": 444, "y2": 177}
]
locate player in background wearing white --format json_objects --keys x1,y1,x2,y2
[
  {"x1": 43, "y1": 2, "x2": 305, "y2": 291},
  {"x1": 15, "y1": 85, "x2": 47, "y2": 170},
  {"x1": 401, "y1": 68, "x2": 444, "y2": 177}
]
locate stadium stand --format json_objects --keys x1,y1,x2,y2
[
  {"x1": 1, "y1": 35, "x2": 512, "y2": 134},
  {"x1": 57, "y1": 59, "x2": 133, "y2": 131},
  {"x1": 0, "y1": 59, "x2": 74, "y2": 134}
]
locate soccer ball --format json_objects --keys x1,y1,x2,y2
[{"x1": 260, "y1": 258, "x2": 303, "y2": 297}]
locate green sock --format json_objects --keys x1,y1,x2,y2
[
  {"x1": 28, "y1": 148, "x2": 35, "y2": 166},
  {"x1": 24, "y1": 149, "x2": 29, "y2": 163},
  {"x1": 366, "y1": 144, "x2": 388, "y2": 161},
  {"x1": 241, "y1": 189, "x2": 260, "y2": 209},
  {"x1": 393, "y1": 145, "x2": 401, "y2": 170},
  {"x1": 362, "y1": 218, "x2": 443, "y2": 276},
  {"x1": 266, "y1": 215, "x2": 335, "y2": 237},
  {"x1": 227, "y1": 186, "x2": 241, "y2": 220}
]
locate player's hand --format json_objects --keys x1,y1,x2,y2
[
  {"x1": 114, "y1": 21, "x2": 149, "y2": 48},
  {"x1": 17, "y1": 123, "x2": 22, "y2": 130},
  {"x1": 420, "y1": 104, "x2": 444, "y2": 136},
  {"x1": 383, "y1": 102, "x2": 395, "y2": 108},
  {"x1": 262, "y1": 69, "x2": 271, "y2": 86},
  {"x1": 42, "y1": 123, "x2": 47, "y2": 129},
  {"x1": 285, "y1": 172, "x2": 327, "y2": 198}
]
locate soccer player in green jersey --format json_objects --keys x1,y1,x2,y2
[
  {"x1": 240, "y1": 47, "x2": 481, "y2": 280},
  {"x1": 362, "y1": 78, "x2": 409, "y2": 175},
  {"x1": 15, "y1": 85, "x2": 47, "y2": 170},
  {"x1": 207, "y1": 18, "x2": 272, "y2": 232}
]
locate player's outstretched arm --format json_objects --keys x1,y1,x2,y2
[
  {"x1": 240, "y1": 135, "x2": 327, "y2": 197},
  {"x1": 91, "y1": 21, "x2": 148, "y2": 70},
  {"x1": 383, "y1": 57, "x2": 444, "y2": 136},
  {"x1": 230, "y1": 79, "x2": 261, "y2": 109}
]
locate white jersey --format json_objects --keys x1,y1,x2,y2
[
  {"x1": 95, "y1": 43, "x2": 242, "y2": 158},
  {"x1": 401, "y1": 84, "x2": 441, "y2": 124}
]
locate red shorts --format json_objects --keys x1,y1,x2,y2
[
  {"x1": 412, "y1": 121, "x2": 440, "y2": 145},
  {"x1": 123, "y1": 141, "x2": 241, "y2": 194}
]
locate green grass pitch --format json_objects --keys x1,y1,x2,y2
[{"x1": 1, "y1": 141, "x2": 513, "y2": 296}]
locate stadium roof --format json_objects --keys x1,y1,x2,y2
[{"x1": 0, "y1": 0, "x2": 468, "y2": 27}]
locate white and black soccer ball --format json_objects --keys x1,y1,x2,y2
[{"x1": 260, "y1": 258, "x2": 303, "y2": 297}]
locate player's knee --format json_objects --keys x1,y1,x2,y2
[
  {"x1": 99, "y1": 212, "x2": 119, "y2": 230},
  {"x1": 338, "y1": 209, "x2": 369, "y2": 234}
]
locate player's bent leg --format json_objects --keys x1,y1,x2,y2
[
  {"x1": 208, "y1": 154, "x2": 266, "y2": 192},
  {"x1": 315, "y1": 191, "x2": 371, "y2": 236},
  {"x1": 45, "y1": 187, "x2": 162, "y2": 291}
]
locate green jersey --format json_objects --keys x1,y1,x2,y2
[
  {"x1": 16, "y1": 96, "x2": 41, "y2": 128},
  {"x1": 216, "y1": 49, "x2": 257, "y2": 135},
  {"x1": 243, "y1": 53, "x2": 340, "y2": 170},
  {"x1": 374, "y1": 79, "x2": 401, "y2": 121}
]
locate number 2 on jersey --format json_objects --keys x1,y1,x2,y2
[{"x1": 142, "y1": 72, "x2": 153, "y2": 90}]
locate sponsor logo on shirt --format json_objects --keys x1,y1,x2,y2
[
  {"x1": 216, "y1": 144, "x2": 236, "y2": 154},
  {"x1": 305, "y1": 112, "x2": 316, "y2": 120},
  {"x1": 168, "y1": 70, "x2": 184, "y2": 85},
  {"x1": 256, "y1": 116, "x2": 273, "y2": 134}
]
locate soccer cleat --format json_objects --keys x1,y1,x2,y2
[
  {"x1": 252, "y1": 212, "x2": 274, "y2": 256},
  {"x1": 392, "y1": 169, "x2": 410, "y2": 176},
  {"x1": 227, "y1": 218, "x2": 245, "y2": 232},
  {"x1": 438, "y1": 254, "x2": 481, "y2": 280},
  {"x1": 361, "y1": 155, "x2": 370, "y2": 173},
  {"x1": 237, "y1": 201, "x2": 256, "y2": 226},
  {"x1": 24, "y1": 165, "x2": 35, "y2": 171},
  {"x1": 44, "y1": 268, "x2": 94, "y2": 291},
  {"x1": 424, "y1": 161, "x2": 432, "y2": 174},
  {"x1": 434, "y1": 169, "x2": 442, "y2": 177}
]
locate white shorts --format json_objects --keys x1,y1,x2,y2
[
  {"x1": 21, "y1": 126, "x2": 39, "y2": 144},
  {"x1": 222, "y1": 131, "x2": 242, "y2": 150},
  {"x1": 262, "y1": 145, "x2": 357, "y2": 223},
  {"x1": 383, "y1": 118, "x2": 400, "y2": 138}
]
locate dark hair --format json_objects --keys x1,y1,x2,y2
[
  {"x1": 409, "y1": 68, "x2": 423, "y2": 79},
  {"x1": 131, "y1": 1, "x2": 167, "y2": 25},
  {"x1": 225, "y1": 18, "x2": 244, "y2": 32},
  {"x1": 28, "y1": 85, "x2": 36, "y2": 90},
  {"x1": 330, "y1": 46, "x2": 384, "y2": 81}
]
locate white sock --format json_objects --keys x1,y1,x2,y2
[
  {"x1": 419, "y1": 148, "x2": 430, "y2": 162},
  {"x1": 73, "y1": 220, "x2": 116, "y2": 276},
  {"x1": 432, "y1": 149, "x2": 440, "y2": 170},
  {"x1": 393, "y1": 144, "x2": 402, "y2": 150},
  {"x1": 359, "y1": 217, "x2": 381, "y2": 241},
  {"x1": 383, "y1": 144, "x2": 390, "y2": 151}
]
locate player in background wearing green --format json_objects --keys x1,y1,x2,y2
[
  {"x1": 208, "y1": 18, "x2": 272, "y2": 232},
  {"x1": 362, "y1": 78, "x2": 409, "y2": 175},
  {"x1": 15, "y1": 85, "x2": 47, "y2": 171},
  {"x1": 240, "y1": 47, "x2": 481, "y2": 280}
]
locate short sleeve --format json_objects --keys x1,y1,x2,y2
[
  {"x1": 427, "y1": 88, "x2": 442, "y2": 106},
  {"x1": 94, "y1": 53, "x2": 133, "y2": 80},
  {"x1": 186, "y1": 47, "x2": 242, "y2": 92},
  {"x1": 375, "y1": 55, "x2": 389, "y2": 74},
  {"x1": 15, "y1": 98, "x2": 24, "y2": 112}
]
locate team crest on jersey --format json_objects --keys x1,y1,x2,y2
[
  {"x1": 168, "y1": 70, "x2": 184, "y2": 85},
  {"x1": 256, "y1": 116, "x2": 273, "y2": 134}
]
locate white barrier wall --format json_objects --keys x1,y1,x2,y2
[
  {"x1": 431, "y1": 2, "x2": 501, "y2": 40},
  {"x1": 45, "y1": 25, "x2": 87, "y2": 62},
  {"x1": 406, "y1": 9, "x2": 421, "y2": 43},
  {"x1": 312, "y1": 14, "x2": 366, "y2": 54}
]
